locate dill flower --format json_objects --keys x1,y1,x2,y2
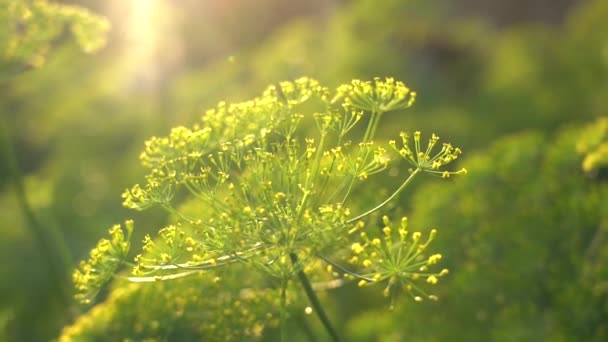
[
  {"x1": 73, "y1": 77, "x2": 465, "y2": 340},
  {"x1": 389, "y1": 131, "x2": 467, "y2": 178},
  {"x1": 345, "y1": 216, "x2": 448, "y2": 308},
  {"x1": 73, "y1": 220, "x2": 133, "y2": 304},
  {"x1": 334, "y1": 77, "x2": 417, "y2": 113}
]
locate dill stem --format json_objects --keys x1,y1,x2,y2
[
  {"x1": 280, "y1": 277, "x2": 289, "y2": 342},
  {"x1": 347, "y1": 167, "x2": 421, "y2": 224},
  {"x1": 290, "y1": 253, "x2": 342, "y2": 342},
  {"x1": 362, "y1": 110, "x2": 377, "y2": 143},
  {"x1": 367, "y1": 111, "x2": 382, "y2": 142},
  {"x1": 0, "y1": 117, "x2": 71, "y2": 302}
]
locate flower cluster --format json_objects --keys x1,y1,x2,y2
[
  {"x1": 74, "y1": 77, "x2": 465, "y2": 315},
  {"x1": 346, "y1": 216, "x2": 448, "y2": 307},
  {"x1": 389, "y1": 131, "x2": 467, "y2": 178},
  {"x1": 73, "y1": 220, "x2": 133, "y2": 304},
  {"x1": 334, "y1": 77, "x2": 417, "y2": 113}
]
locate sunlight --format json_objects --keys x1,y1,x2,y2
[
  {"x1": 125, "y1": 0, "x2": 161, "y2": 88},
  {"x1": 127, "y1": 0, "x2": 157, "y2": 59},
  {"x1": 112, "y1": 0, "x2": 182, "y2": 92}
]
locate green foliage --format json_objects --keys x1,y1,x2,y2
[
  {"x1": 176, "y1": 0, "x2": 607, "y2": 151},
  {"x1": 61, "y1": 270, "x2": 280, "y2": 341},
  {"x1": 397, "y1": 117, "x2": 608, "y2": 341}
]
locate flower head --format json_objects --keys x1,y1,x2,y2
[
  {"x1": 346, "y1": 216, "x2": 448, "y2": 306},
  {"x1": 389, "y1": 131, "x2": 467, "y2": 177},
  {"x1": 334, "y1": 77, "x2": 416, "y2": 113},
  {"x1": 73, "y1": 220, "x2": 134, "y2": 304}
]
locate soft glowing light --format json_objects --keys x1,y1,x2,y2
[
  {"x1": 109, "y1": 0, "x2": 182, "y2": 92},
  {"x1": 128, "y1": 0, "x2": 157, "y2": 59}
]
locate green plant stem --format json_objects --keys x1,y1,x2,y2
[
  {"x1": 300, "y1": 132, "x2": 327, "y2": 216},
  {"x1": 362, "y1": 110, "x2": 377, "y2": 143},
  {"x1": 280, "y1": 277, "x2": 289, "y2": 342},
  {"x1": 367, "y1": 111, "x2": 382, "y2": 142},
  {"x1": 347, "y1": 167, "x2": 421, "y2": 224},
  {"x1": 0, "y1": 117, "x2": 71, "y2": 303},
  {"x1": 290, "y1": 253, "x2": 343, "y2": 342}
]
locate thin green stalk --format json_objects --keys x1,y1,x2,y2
[
  {"x1": 367, "y1": 111, "x2": 382, "y2": 142},
  {"x1": 362, "y1": 111, "x2": 377, "y2": 143},
  {"x1": 280, "y1": 277, "x2": 289, "y2": 342},
  {"x1": 347, "y1": 167, "x2": 421, "y2": 224},
  {"x1": 342, "y1": 109, "x2": 383, "y2": 207},
  {"x1": 0, "y1": 117, "x2": 71, "y2": 302},
  {"x1": 298, "y1": 131, "x2": 327, "y2": 218},
  {"x1": 318, "y1": 254, "x2": 375, "y2": 282},
  {"x1": 290, "y1": 253, "x2": 342, "y2": 342}
]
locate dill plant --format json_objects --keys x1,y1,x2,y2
[
  {"x1": 73, "y1": 77, "x2": 466, "y2": 341},
  {"x1": 1, "y1": 0, "x2": 110, "y2": 73}
]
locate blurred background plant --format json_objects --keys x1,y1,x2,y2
[{"x1": 1, "y1": 0, "x2": 607, "y2": 341}]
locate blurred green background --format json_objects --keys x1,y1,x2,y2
[{"x1": 1, "y1": 0, "x2": 607, "y2": 341}]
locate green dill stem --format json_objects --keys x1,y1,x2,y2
[
  {"x1": 318, "y1": 254, "x2": 375, "y2": 282},
  {"x1": 367, "y1": 111, "x2": 382, "y2": 142},
  {"x1": 347, "y1": 167, "x2": 421, "y2": 224},
  {"x1": 280, "y1": 277, "x2": 289, "y2": 342},
  {"x1": 290, "y1": 253, "x2": 343, "y2": 342},
  {"x1": 297, "y1": 132, "x2": 326, "y2": 218},
  {"x1": 362, "y1": 110, "x2": 378, "y2": 143},
  {"x1": 341, "y1": 109, "x2": 383, "y2": 204},
  {"x1": 340, "y1": 173, "x2": 357, "y2": 205},
  {"x1": 0, "y1": 117, "x2": 71, "y2": 302}
]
